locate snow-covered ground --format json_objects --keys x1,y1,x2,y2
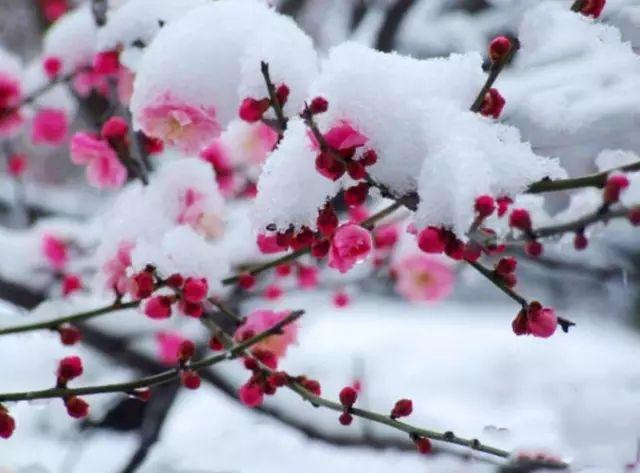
[{"x1": 1, "y1": 294, "x2": 639, "y2": 472}]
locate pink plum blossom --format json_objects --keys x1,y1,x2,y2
[
  {"x1": 103, "y1": 241, "x2": 134, "y2": 294},
  {"x1": 200, "y1": 141, "x2": 235, "y2": 196},
  {"x1": 0, "y1": 74, "x2": 23, "y2": 138},
  {"x1": 235, "y1": 309, "x2": 298, "y2": 359},
  {"x1": 239, "y1": 381, "x2": 264, "y2": 407},
  {"x1": 138, "y1": 94, "x2": 221, "y2": 154},
  {"x1": 42, "y1": 234, "x2": 68, "y2": 270},
  {"x1": 72, "y1": 68, "x2": 110, "y2": 98},
  {"x1": 310, "y1": 121, "x2": 367, "y2": 154},
  {"x1": 328, "y1": 224, "x2": 373, "y2": 273},
  {"x1": 70, "y1": 132, "x2": 127, "y2": 188},
  {"x1": 156, "y1": 331, "x2": 186, "y2": 366},
  {"x1": 394, "y1": 254, "x2": 454, "y2": 303},
  {"x1": 31, "y1": 108, "x2": 68, "y2": 145},
  {"x1": 177, "y1": 188, "x2": 205, "y2": 227},
  {"x1": 239, "y1": 122, "x2": 278, "y2": 165}
]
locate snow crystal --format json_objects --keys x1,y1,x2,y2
[
  {"x1": 43, "y1": 6, "x2": 98, "y2": 74},
  {"x1": 97, "y1": 0, "x2": 209, "y2": 52},
  {"x1": 130, "y1": 0, "x2": 318, "y2": 142},
  {"x1": 595, "y1": 148, "x2": 639, "y2": 171}
]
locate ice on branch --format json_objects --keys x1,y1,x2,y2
[
  {"x1": 130, "y1": 0, "x2": 318, "y2": 154},
  {"x1": 95, "y1": 159, "x2": 230, "y2": 294}
]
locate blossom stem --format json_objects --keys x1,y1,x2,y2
[
  {"x1": 527, "y1": 161, "x2": 640, "y2": 194},
  {"x1": 0, "y1": 310, "x2": 302, "y2": 403},
  {"x1": 260, "y1": 61, "x2": 288, "y2": 134},
  {"x1": 206, "y1": 307, "x2": 514, "y2": 461},
  {"x1": 531, "y1": 206, "x2": 633, "y2": 240},
  {"x1": 0, "y1": 300, "x2": 140, "y2": 336},
  {"x1": 469, "y1": 38, "x2": 519, "y2": 113},
  {"x1": 221, "y1": 200, "x2": 403, "y2": 285}
]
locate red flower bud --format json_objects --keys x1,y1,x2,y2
[
  {"x1": 58, "y1": 324, "x2": 81, "y2": 345},
  {"x1": 93, "y1": 50, "x2": 120, "y2": 75},
  {"x1": 347, "y1": 160, "x2": 366, "y2": 180},
  {"x1": 496, "y1": 196, "x2": 513, "y2": 217},
  {"x1": 275, "y1": 84, "x2": 290, "y2": 106},
  {"x1": 302, "y1": 379, "x2": 322, "y2": 396},
  {"x1": 238, "y1": 273, "x2": 256, "y2": 290},
  {"x1": 57, "y1": 356, "x2": 83, "y2": 382},
  {"x1": 390, "y1": 398, "x2": 413, "y2": 419},
  {"x1": 317, "y1": 206, "x2": 339, "y2": 237},
  {"x1": 339, "y1": 412, "x2": 353, "y2": 426},
  {"x1": 344, "y1": 183, "x2": 369, "y2": 207},
  {"x1": 7, "y1": 153, "x2": 28, "y2": 178},
  {"x1": 209, "y1": 336, "x2": 224, "y2": 351},
  {"x1": 416, "y1": 437, "x2": 432, "y2": 454},
  {"x1": 474, "y1": 195, "x2": 495, "y2": 218},
  {"x1": 311, "y1": 239, "x2": 330, "y2": 259},
  {"x1": 101, "y1": 116, "x2": 129, "y2": 142},
  {"x1": 180, "y1": 370, "x2": 201, "y2": 390},
  {"x1": 360, "y1": 149, "x2": 378, "y2": 167},
  {"x1": 144, "y1": 296, "x2": 173, "y2": 319},
  {"x1": 509, "y1": 208, "x2": 532, "y2": 231},
  {"x1": 132, "y1": 270, "x2": 155, "y2": 299},
  {"x1": 489, "y1": 36, "x2": 511, "y2": 63},
  {"x1": 628, "y1": 208, "x2": 640, "y2": 226},
  {"x1": 62, "y1": 274, "x2": 82, "y2": 297},
  {"x1": 580, "y1": 0, "x2": 606, "y2": 18},
  {"x1": 43, "y1": 56, "x2": 62, "y2": 79},
  {"x1": 165, "y1": 273, "x2": 184, "y2": 289},
  {"x1": 495, "y1": 257, "x2": 517, "y2": 275},
  {"x1": 480, "y1": 88, "x2": 505, "y2": 119},
  {"x1": 339, "y1": 386, "x2": 358, "y2": 408},
  {"x1": 65, "y1": 396, "x2": 89, "y2": 418},
  {"x1": 182, "y1": 277, "x2": 208, "y2": 303},
  {"x1": 603, "y1": 174, "x2": 629, "y2": 204},
  {"x1": 0, "y1": 409, "x2": 16, "y2": 439},
  {"x1": 239, "y1": 97, "x2": 270, "y2": 123},
  {"x1": 275, "y1": 263, "x2": 292, "y2": 277},
  {"x1": 574, "y1": 232, "x2": 588, "y2": 250},
  {"x1": 525, "y1": 240, "x2": 543, "y2": 258},
  {"x1": 178, "y1": 340, "x2": 196, "y2": 361},
  {"x1": 309, "y1": 96, "x2": 329, "y2": 114},
  {"x1": 417, "y1": 227, "x2": 446, "y2": 254}
]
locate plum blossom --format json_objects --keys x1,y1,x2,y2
[
  {"x1": 31, "y1": 108, "x2": 68, "y2": 145},
  {"x1": 394, "y1": 254, "x2": 454, "y2": 303},
  {"x1": 0, "y1": 74, "x2": 23, "y2": 138},
  {"x1": 235, "y1": 310, "x2": 298, "y2": 359},
  {"x1": 103, "y1": 241, "x2": 134, "y2": 294},
  {"x1": 42, "y1": 234, "x2": 68, "y2": 270},
  {"x1": 72, "y1": 68, "x2": 110, "y2": 98},
  {"x1": 137, "y1": 93, "x2": 221, "y2": 154},
  {"x1": 70, "y1": 132, "x2": 127, "y2": 189},
  {"x1": 156, "y1": 331, "x2": 186, "y2": 366},
  {"x1": 328, "y1": 224, "x2": 373, "y2": 273}
]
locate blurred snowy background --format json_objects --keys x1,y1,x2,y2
[{"x1": 0, "y1": 0, "x2": 640, "y2": 472}]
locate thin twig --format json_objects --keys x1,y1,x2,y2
[
  {"x1": 527, "y1": 161, "x2": 640, "y2": 194},
  {"x1": 260, "y1": 62, "x2": 287, "y2": 134},
  {"x1": 221, "y1": 200, "x2": 403, "y2": 285},
  {"x1": 0, "y1": 311, "x2": 303, "y2": 403}
]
